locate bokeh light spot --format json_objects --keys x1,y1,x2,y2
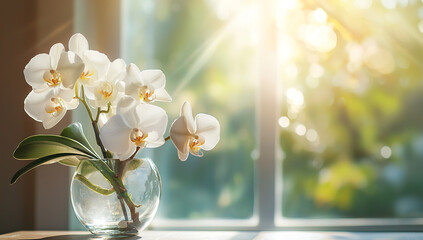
[
  {"x1": 306, "y1": 129, "x2": 319, "y2": 142},
  {"x1": 381, "y1": 146, "x2": 392, "y2": 159},
  {"x1": 295, "y1": 124, "x2": 307, "y2": 136},
  {"x1": 278, "y1": 116, "x2": 290, "y2": 128}
]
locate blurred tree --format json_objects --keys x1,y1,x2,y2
[{"x1": 280, "y1": 0, "x2": 423, "y2": 218}]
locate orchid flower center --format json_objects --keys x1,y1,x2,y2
[
  {"x1": 138, "y1": 85, "x2": 155, "y2": 102},
  {"x1": 44, "y1": 97, "x2": 65, "y2": 117},
  {"x1": 188, "y1": 135, "x2": 205, "y2": 157},
  {"x1": 130, "y1": 128, "x2": 149, "y2": 147},
  {"x1": 98, "y1": 82, "x2": 114, "y2": 98},
  {"x1": 43, "y1": 70, "x2": 62, "y2": 87},
  {"x1": 80, "y1": 71, "x2": 94, "y2": 84}
]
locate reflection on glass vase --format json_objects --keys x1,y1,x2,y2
[{"x1": 70, "y1": 158, "x2": 161, "y2": 237}]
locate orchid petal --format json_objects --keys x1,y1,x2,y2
[
  {"x1": 57, "y1": 51, "x2": 84, "y2": 89},
  {"x1": 124, "y1": 63, "x2": 143, "y2": 85},
  {"x1": 69, "y1": 33, "x2": 89, "y2": 57},
  {"x1": 110, "y1": 91, "x2": 125, "y2": 107},
  {"x1": 100, "y1": 114, "x2": 133, "y2": 154},
  {"x1": 116, "y1": 80, "x2": 125, "y2": 93},
  {"x1": 169, "y1": 116, "x2": 191, "y2": 155},
  {"x1": 140, "y1": 69, "x2": 165, "y2": 89},
  {"x1": 154, "y1": 89, "x2": 172, "y2": 102},
  {"x1": 51, "y1": 86, "x2": 61, "y2": 96},
  {"x1": 195, "y1": 113, "x2": 220, "y2": 151},
  {"x1": 125, "y1": 81, "x2": 142, "y2": 100},
  {"x1": 145, "y1": 137, "x2": 165, "y2": 148},
  {"x1": 24, "y1": 90, "x2": 52, "y2": 122},
  {"x1": 106, "y1": 59, "x2": 126, "y2": 84},
  {"x1": 178, "y1": 148, "x2": 189, "y2": 161},
  {"x1": 98, "y1": 114, "x2": 109, "y2": 128},
  {"x1": 98, "y1": 106, "x2": 117, "y2": 128},
  {"x1": 42, "y1": 107, "x2": 66, "y2": 129},
  {"x1": 57, "y1": 87, "x2": 75, "y2": 102},
  {"x1": 24, "y1": 53, "x2": 51, "y2": 89},
  {"x1": 66, "y1": 98, "x2": 79, "y2": 110},
  {"x1": 135, "y1": 104, "x2": 168, "y2": 141},
  {"x1": 25, "y1": 90, "x2": 68, "y2": 129},
  {"x1": 49, "y1": 43, "x2": 65, "y2": 70},
  {"x1": 181, "y1": 101, "x2": 195, "y2": 134},
  {"x1": 83, "y1": 50, "x2": 110, "y2": 80},
  {"x1": 90, "y1": 81, "x2": 118, "y2": 108},
  {"x1": 83, "y1": 85, "x2": 96, "y2": 100},
  {"x1": 117, "y1": 144, "x2": 137, "y2": 160},
  {"x1": 116, "y1": 96, "x2": 139, "y2": 128}
]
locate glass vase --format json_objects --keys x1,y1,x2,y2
[{"x1": 70, "y1": 158, "x2": 161, "y2": 237}]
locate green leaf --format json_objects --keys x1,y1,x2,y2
[
  {"x1": 10, "y1": 153, "x2": 88, "y2": 184},
  {"x1": 127, "y1": 159, "x2": 144, "y2": 171},
  {"x1": 61, "y1": 123, "x2": 100, "y2": 159},
  {"x1": 13, "y1": 135, "x2": 97, "y2": 160},
  {"x1": 77, "y1": 159, "x2": 145, "y2": 180},
  {"x1": 77, "y1": 159, "x2": 98, "y2": 177},
  {"x1": 105, "y1": 151, "x2": 114, "y2": 159},
  {"x1": 57, "y1": 156, "x2": 81, "y2": 167},
  {"x1": 121, "y1": 159, "x2": 145, "y2": 178}
]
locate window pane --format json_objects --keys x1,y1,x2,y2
[
  {"x1": 124, "y1": 0, "x2": 257, "y2": 219},
  {"x1": 278, "y1": 0, "x2": 423, "y2": 218}
]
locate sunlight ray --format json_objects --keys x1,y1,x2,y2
[
  {"x1": 34, "y1": 20, "x2": 73, "y2": 50},
  {"x1": 171, "y1": 8, "x2": 257, "y2": 97}
]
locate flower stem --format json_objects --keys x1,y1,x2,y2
[
  {"x1": 117, "y1": 147, "x2": 141, "y2": 178},
  {"x1": 88, "y1": 160, "x2": 141, "y2": 224},
  {"x1": 114, "y1": 161, "x2": 129, "y2": 222},
  {"x1": 91, "y1": 120, "x2": 107, "y2": 158},
  {"x1": 75, "y1": 85, "x2": 135, "y2": 223},
  {"x1": 76, "y1": 86, "x2": 108, "y2": 158},
  {"x1": 76, "y1": 98, "x2": 94, "y2": 123},
  {"x1": 118, "y1": 195, "x2": 129, "y2": 222},
  {"x1": 74, "y1": 82, "x2": 79, "y2": 98},
  {"x1": 124, "y1": 147, "x2": 140, "y2": 162},
  {"x1": 95, "y1": 102, "x2": 111, "y2": 123}
]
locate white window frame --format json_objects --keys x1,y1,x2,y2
[{"x1": 72, "y1": 0, "x2": 423, "y2": 231}]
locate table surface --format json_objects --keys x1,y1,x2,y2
[{"x1": 2, "y1": 231, "x2": 423, "y2": 240}]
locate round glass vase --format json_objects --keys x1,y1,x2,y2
[{"x1": 70, "y1": 158, "x2": 161, "y2": 237}]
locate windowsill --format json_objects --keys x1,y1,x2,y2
[
  {"x1": 150, "y1": 217, "x2": 423, "y2": 231},
  {"x1": 2, "y1": 231, "x2": 423, "y2": 240}
]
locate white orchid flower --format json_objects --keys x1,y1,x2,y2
[
  {"x1": 124, "y1": 63, "x2": 172, "y2": 103},
  {"x1": 100, "y1": 96, "x2": 168, "y2": 159},
  {"x1": 98, "y1": 105, "x2": 117, "y2": 127},
  {"x1": 24, "y1": 89, "x2": 78, "y2": 129},
  {"x1": 24, "y1": 43, "x2": 84, "y2": 96},
  {"x1": 170, "y1": 101, "x2": 220, "y2": 161},
  {"x1": 97, "y1": 87, "x2": 128, "y2": 128},
  {"x1": 69, "y1": 33, "x2": 109, "y2": 87},
  {"x1": 87, "y1": 59, "x2": 126, "y2": 108},
  {"x1": 69, "y1": 33, "x2": 89, "y2": 57}
]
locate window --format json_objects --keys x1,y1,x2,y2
[
  {"x1": 277, "y1": 0, "x2": 423, "y2": 224},
  {"x1": 122, "y1": 0, "x2": 257, "y2": 224},
  {"x1": 71, "y1": 0, "x2": 423, "y2": 230}
]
